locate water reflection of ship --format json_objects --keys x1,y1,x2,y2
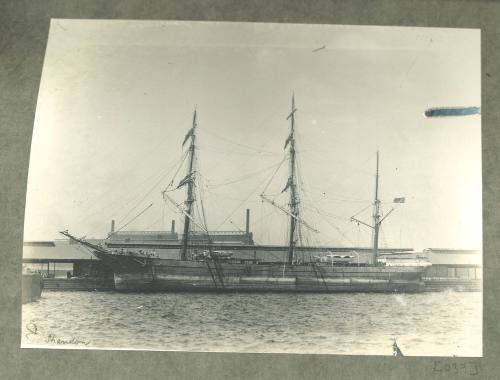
[{"x1": 61, "y1": 96, "x2": 425, "y2": 292}]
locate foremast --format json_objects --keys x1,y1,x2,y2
[
  {"x1": 180, "y1": 109, "x2": 197, "y2": 261},
  {"x1": 285, "y1": 95, "x2": 299, "y2": 265}
]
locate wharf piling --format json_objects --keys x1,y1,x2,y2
[{"x1": 22, "y1": 273, "x2": 43, "y2": 303}]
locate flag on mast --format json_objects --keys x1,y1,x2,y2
[{"x1": 393, "y1": 339, "x2": 404, "y2": 356}]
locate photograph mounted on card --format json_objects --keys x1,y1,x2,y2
[{"x1": 22, "y1": 20, "x2": 481, "y2": 356}]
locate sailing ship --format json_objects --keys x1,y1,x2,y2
[{"x1": 61, "y1": 96, "x2": 425, "y2": 293}]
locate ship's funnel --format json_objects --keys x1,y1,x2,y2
[
  {"x1": 110, "y1": 219, "x2": 115, "y2": 234},
  {"x1": 171, "y1": 219, "x2": 176, "y2": 234}
]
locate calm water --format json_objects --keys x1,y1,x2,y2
[{"x1": 22, "y1": 291, "x2": 481, "y2": 356}]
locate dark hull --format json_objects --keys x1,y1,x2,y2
[{"x1": 94, "y1": 251, "x2": 425, "y2": 293}]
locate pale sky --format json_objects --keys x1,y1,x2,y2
[{"x1": 24, "y1": 20, "x2": 481, "y2": 251}]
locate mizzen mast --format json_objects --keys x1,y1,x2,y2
[
  {"x1": 285, "y1": 95, "x2": 299, "y2": 265},
  {"x1": 350, "y1": 150, "x2": 395, "y2": 265},
  {"x1": 372, "y1": 151, "x2": 381, "y2": 265},
  {"x1": 180, "y1": 109, "x2": 197, "y2": 261}
]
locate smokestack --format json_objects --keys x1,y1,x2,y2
[
  {"x1": 171, "y1": 219, "x2": 175, "y2": 234},
  {"x1": 111, "y1": 219, "x2": 115, "y2": 234},
  {"x1": 246, "y1": 209, "x2": 250, "y2": 234}
]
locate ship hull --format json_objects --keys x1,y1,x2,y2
[{"x1": 95, "y1": 252, "x2": 425, "y2": 293}]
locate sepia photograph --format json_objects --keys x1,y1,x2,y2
[{"x1": 21, "y1": 20, "x2": 481, "y2": 356}]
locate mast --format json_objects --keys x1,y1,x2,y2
[
  {"x1": 350, "y1": 150, "x2": 395, "y2": 265},
  {"x1": 286, "y1": 95, "x2": 299, "y2": 265},
  {"x1": 260, "y1": 96, "x2": 318, "y2": 260},
  {"x1": 180, "y1": 109, "x2": 197, "y2": 261},
  {"x1": 372, "y1": 151, "x2": 381, "y2": 265}
]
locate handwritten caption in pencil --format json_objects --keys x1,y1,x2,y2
[{"x1": 25, "y1": 321, "x2": 90, "y2": 346}]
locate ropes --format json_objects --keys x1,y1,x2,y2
[
  {"x1": 199, "y1": 125, "x2": 280, "y2": 156},
  {"x1": 206, "y1": 160, "x2": 286, "y2": 189},
  {"x1": 301, "y1": 204, "x2": 349, "y2": 222},
  {"x1": 76, "y1": 149, "x2": 188, "y2": 238},
  {"x1": 114, "y1": 203, "x2": 154, "y2": 234},
  {"x1": 114, "y1": 160, "x2": 182, "y2": 229},
  {"x1": 145, "y1": 213, "x2": 164, "y2": 231},
  {"x1": 351, "y1": 203, "x2": 373, "y2": 219},
  {"x1": 260, "y1": 157, "x2": 287, "y2": 195},
  {"x1": 197, "y1": 144, "x2": 278, "y2": 158},
  {"x1": 214, "y1": 169, "x2": 278, "y2": 231},
  {"x1": 163, "y1": 150, "x2": 190, "y2": 192},
  {"x1": 96, "y1": 148, "x2": 188, "y2": 236},
  {"x1": 110, "y1": 145, "x2": 189, "y2": 234},
  {"x1": 316, "y1": 211, "x2": 356, "y2": 246},
  {"x1": 199, "y1": 184, "x2": 210, "y2": 233}
]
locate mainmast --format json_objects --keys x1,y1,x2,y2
[
  {"x1": 260, "y1": 95, "x2": 316, "y2": 263},
  {"x1": 286, "y1": 95, "x2": 299, "y2": 265},
  {"x1": 372, "y1": 151, "x2": 381, "y2": 265},
  {"x1": 180, "y1": 109, "x2": 197, "y2": 261}
]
